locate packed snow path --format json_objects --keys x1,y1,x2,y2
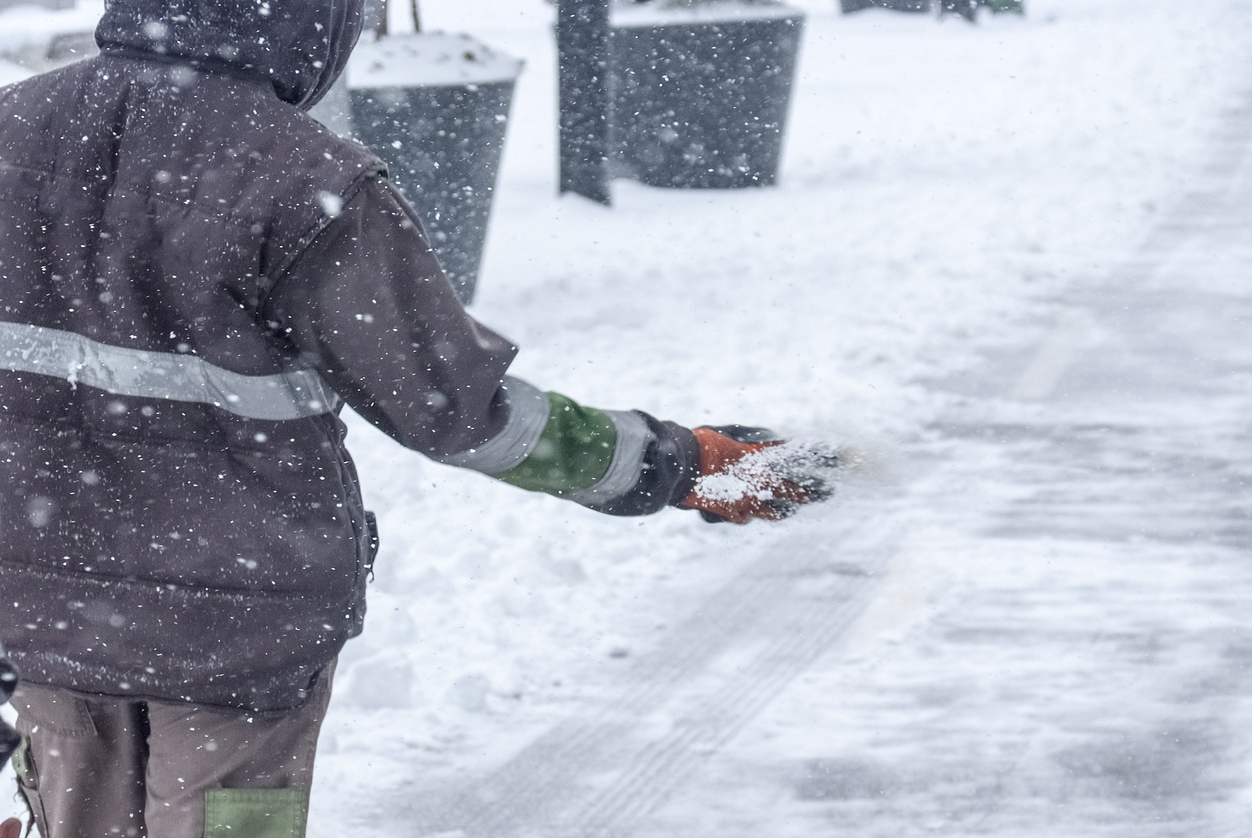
[
  {"x1": 402, "y1": 49, "x2": 1252, "y2": 838},
  {"x1": 404, "y1": 513, "x2": 896, "y2": 838}
]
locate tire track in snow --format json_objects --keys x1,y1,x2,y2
[{"x1": 409, "y1": 521, "x2": 899, "y2": 838}]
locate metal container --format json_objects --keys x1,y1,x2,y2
[
  {"x1": 558, "y1": 0, "x2": 804, "y2": 202},
  {"x1": 609, "y1": 4, "x2": 805, "y2": 189},
  {"x1": 346, "y1": 33, "x2": 523, "y2": 303}
]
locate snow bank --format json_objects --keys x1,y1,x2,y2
[{"x1": 346, "y1": 31, "x2": 523, "y2": 89}]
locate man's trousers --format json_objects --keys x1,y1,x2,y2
[{"x1": 8, "y1": 664, "x2": 333, "y2": 838}]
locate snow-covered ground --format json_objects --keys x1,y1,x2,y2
[
  {"x1": 0, "y1": 59, "x2": 28, "y2": 86},
  {"x1": 4, "y1": 0, "x2": 1252, "y2": 834},
  {"x1": 0, "y1": 0, "x2": 100, "y2": 71}
]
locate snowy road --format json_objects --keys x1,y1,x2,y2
[
  {"x1": 317, "y1": 1, "x2": 1252, "y2": 835},
  {"x1": 622, "y1": 89, "x2": 1252, "y2": 838},
  {"x1": 332, "y1": 4, "x2": 1252, "y2": 835},
  {"x1": 381, "y1": 81, "x2": 1252, "y2": 837}
]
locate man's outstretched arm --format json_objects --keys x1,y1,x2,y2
[{"x1": 264, "y1": 178, "x2": 829, "y2": 521}]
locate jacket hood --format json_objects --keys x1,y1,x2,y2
[{"x1": 95, "y1": 0, "x2": 364, "y2": 109}]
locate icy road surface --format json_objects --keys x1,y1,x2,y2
[{"x1": 4, "y1": 0, "x2": 1252, "y2": 835}]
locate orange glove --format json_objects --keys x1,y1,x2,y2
[{"x1": 677, "y1": 425, "x2": 836, "y2": 524}]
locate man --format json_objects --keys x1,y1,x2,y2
[{"x1": 0, "y1": 0, "x2": 832, "y2": 835}]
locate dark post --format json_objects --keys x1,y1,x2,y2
[{"x1": 557, "y1": 0, "x2": 612, "y2": 205}]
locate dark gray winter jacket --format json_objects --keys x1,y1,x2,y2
[{"x1": 0, "y1": 0, "x2": 697, "y2": 711}]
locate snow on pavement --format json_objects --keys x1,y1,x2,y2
[
  {"x1": 0, "y1": 59, "x2": 28, "y2": 86},
  {"x1": 628, "y1": 91, "x2": 1252, "y2": 837},
  {"x1": 306, "y1": 0, "x2": 1252, "y2": 835}
]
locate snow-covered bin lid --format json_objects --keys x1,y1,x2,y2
[
  {"x1": 0, "y1": 58, "x2": 31, "y2": 86},
  {"x1": 612, "y1": 0, "x2": 802, "y2": 28},
  {"x1": 346, "y1": 31, "x2": 523, "y2": 90}
]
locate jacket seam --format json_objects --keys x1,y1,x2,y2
[
  {"x1": 266, "y1": 168, "x2": 383, "y2": 294},
  {"x1": 2, "y1": 159, "x2": 375, "y2": 234},
  {"x1": 0, "y1": 409, "x2": 332, "y2": 454},
  {"x1": 1, "y1": 160, "x2": 257, "y2": 230},
  {"x1": 0, "y1": 159, "x2": 53, "y2": 179},
  {"x1": 0, "y1": 559, "x2": 351, "y2": 602}
]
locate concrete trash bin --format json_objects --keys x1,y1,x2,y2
[
  {"x1": 558, "y1": 0, "x2": 804, "y2": 203},
  {"x1": 608, "y1": 2, "x2": 805, "y2": 190},
  {"x1": 347, "y1": 32, "x2": 523, "y2": 303}
]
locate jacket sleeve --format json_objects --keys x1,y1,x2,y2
[{"x1": 263, "y1": 177, "x2": 699, "y2": 515}]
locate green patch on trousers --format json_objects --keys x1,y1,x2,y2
[
  {"x1": 204, "y1": 788, "x2": 309, "y2": 838},
  {"x1": 10, "y1": 736, "x2": 33, "y2": 786}
]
